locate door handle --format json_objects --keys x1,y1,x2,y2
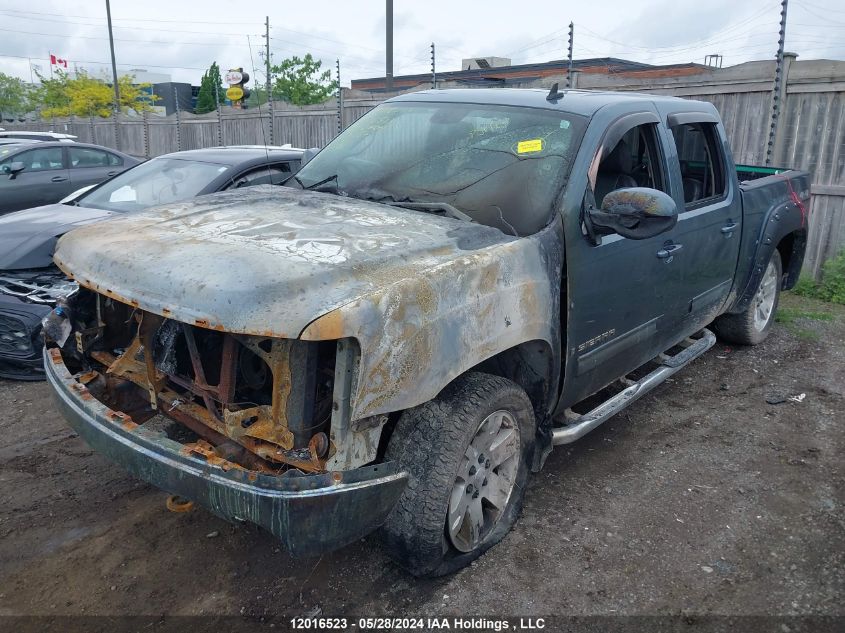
[
  {"x1": 656, "y1": 243, "x2": 683, "y2": 260},
  {"x1": 107, "y1": 171, "x2": 118, "y2": 177},
  {"x1": 721, "y1": 222, "x2": 738, "y2": 235},
  {"x1": 51, "y1": 176, "x2": 67, "y2": 182}
]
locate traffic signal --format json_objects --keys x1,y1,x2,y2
[{"x1": 225, "y1": 68, "x2": 251, "y2": 108}]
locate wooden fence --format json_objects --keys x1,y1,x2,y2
[{"x1": 5, "y1": 57, "x2": 843, "y2": 276}]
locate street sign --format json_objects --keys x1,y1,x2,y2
[
  {"x1": 225, "y1": 70, "x2": 243, "y2": 85},
  {"x1": 226, "y1": 86, "x2": 244, "y2": 101}
]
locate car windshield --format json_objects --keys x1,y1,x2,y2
[
  {"x1": 292, "y1": 101, "x2": 587, "y2": 235},
  {"x1": 77, "y1": 157, "x2": 231, "y2": 212}
]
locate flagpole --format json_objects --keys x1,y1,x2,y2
[{"x1": 49, "y1": 51, "x2": 53, "y2": 79}]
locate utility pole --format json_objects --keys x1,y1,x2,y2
[
  {"x1": 431, "y1": 42, "x2": 436, "y2": 89},
  {"x1": 385, "y1": 0, "x2": 394, "y2": 91},
  {"x1": 766, "y1": 0, "x2": 789, "y2": 166},
  {"x1": 173, "y1": 86, "x2": 182, "y2": 151},
  {"x1": 105, "y1": 0, "x2": 121, "y2": 112},
  {"x1": 566, "y1": 22, "x2": 574, "y2": 89},
  {"x1": 264, "y1": 16, "x2": 272, "y2": 100},
  {"x1": 264, "y1": 15, "x2": 274, "y2": 145}
]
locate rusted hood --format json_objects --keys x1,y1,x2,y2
[{"x1": 53, "y1": 185, "x2": 513, "y2": 337}]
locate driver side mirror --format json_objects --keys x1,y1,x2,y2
[
  {"x1": 588, "y1": 187, "x2": 677, "y2": 240},
  {"x1": 7, "y1": 161, "x2": 25, "y2": 179}
]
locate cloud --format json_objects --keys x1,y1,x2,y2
[{"x1": 0, "y1": 0, "x2": 842, "y2": 86}]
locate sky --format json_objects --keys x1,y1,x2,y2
[{"x1": 0, "y1": 0, "x2": 843, "y2": 87}]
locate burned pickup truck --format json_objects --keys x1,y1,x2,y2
[{"x1": 44, "y1": 88, "x2": 809, "y2": 576}]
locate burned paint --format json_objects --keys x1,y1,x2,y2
[
  {"x1": 52, "y1": 186, "x2": 517, "y2": 339},
  {"x1": 52, "y1": 184, "x2": 561, "y2": 471},
  {"x1": 301, "y1": 235, "x2": 555, "y2": 421}
]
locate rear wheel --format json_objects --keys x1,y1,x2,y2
[
  {"x1": 714, "y1": 249, "x2": 782, "y2": 345},
  {"x1": 379, "y1": 372, "x2": 535, "y2": 577}
]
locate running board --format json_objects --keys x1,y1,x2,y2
[{"x1": 551, "y1": 329, "x2": 716, "y2": 446}]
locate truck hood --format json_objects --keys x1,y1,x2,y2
[
  {"x1": 0, "y1": 203, "x2": 113, "y2": 270},
  {"x1": 54, "y1": 185, "x2": 513, "y2": 338}
]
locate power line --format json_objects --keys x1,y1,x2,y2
[
  {"x1": 0, "y1": 8, "x2": 260, "y2": 25},
  {"x1": 0, "y1": 52, "x2": 208, "y2": 72},
  {"x1": 0, "y1": 10, "x2": 259, "y2": 37},
  {"x1": 0, "y1": 26, "x2": 257, "y2": 48}
]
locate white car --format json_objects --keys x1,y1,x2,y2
[{"x1": 0, "y1": 131, "x2": 78, "y2": 143}]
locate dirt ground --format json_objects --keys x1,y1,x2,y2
[{"x1": 0, "y1": 294, "x2": 842, "y2": 629}]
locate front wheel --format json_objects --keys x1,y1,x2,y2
[
  {"x1": 379, "y1": 372, "x2": 535, "y2": 577},
  {"x1": 714, "y1": 249, "x2": 782, "y2": 345}
]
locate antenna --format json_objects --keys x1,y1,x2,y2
[{"x1": 546, "y1": 82, "x2": 564, "y2": 102}]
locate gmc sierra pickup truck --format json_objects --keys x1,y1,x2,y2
[{"x1": 43, "y1": 87, "x2": 809, "y2": 576}]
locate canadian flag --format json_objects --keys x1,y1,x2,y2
[{"x1": 50, "y1": 54, "x2": 68, "y2": 68}]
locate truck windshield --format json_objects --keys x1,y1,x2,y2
[{"x1": 292, "y1": 101, "x2": 587, "y2": 235}]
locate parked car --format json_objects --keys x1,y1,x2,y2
[
  {"x1": 43, "y1": 89, "x2": 809, "y2": 576},
  {"x1": 0, "y1": 131, "x2": 77, "y2": 142},
  {"x1": 0, "y1": 142, "x2": 140, "y2": 214},
  {"x1": 0, "y1": 145, "x2": 304, "y2": 379}
]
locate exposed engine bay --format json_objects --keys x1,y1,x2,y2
[{"x1": 48, "y1": 287, "x2": 349, "y2": 474}]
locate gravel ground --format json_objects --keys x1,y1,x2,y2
[{"x1": 0, "y1": 294, "x2": 842, "y2": 631}]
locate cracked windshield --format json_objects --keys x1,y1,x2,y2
[{"x1": 292, "y1": 101, "x2": 586, "y2": 235}]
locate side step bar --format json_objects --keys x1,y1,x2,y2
[{"x1": 551, "y1": 329, "x2": 716, "y2": 446}]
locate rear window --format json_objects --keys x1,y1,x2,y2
[{"x1": 669, "y1": 122, "x2": 727, "y2": 207}]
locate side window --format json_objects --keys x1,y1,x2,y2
[
  {"x1": 669, "y1": 122, "x2": 726, "y2": 207},
  {"x1": 594, "y1": 123, "x2": 666, "y2": 207},
  {"x1": 107, "y1": 152, "x2": 123, "y2": 166},
  {"x1": 0, "y1": 147, "x2": 65, "y2": 172},
  {"x1": 225, "y1": 163, "x2": 292, "y2": 189},
  {"x1": 69, "y1": 147, "x2": 113, "y2": 168}
]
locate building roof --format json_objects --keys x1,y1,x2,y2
[{"x1": 351, "y1": 57, "x2": 710, "y2": 92}]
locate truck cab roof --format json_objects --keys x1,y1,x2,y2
[{"x1": 388, "y1": 88, "x2": 716, "y2": 118}]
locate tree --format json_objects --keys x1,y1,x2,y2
[
  {"x1": 0, "y1": 72, "x2": 34, "y2": 121},
  {"x1": 34, "y1": 69, "x2": 157, "y2": 118},
  {"x1": 244, "y1": 85, "x2": 269, "y2": 109},
  {"x1": 271, "y1": 54, "x2": 338, "y2": 105},
  {"x1": 195, "y1": 62, "x2": 224, "y2": 114}
]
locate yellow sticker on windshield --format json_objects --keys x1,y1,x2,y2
[{"x1": 517, "y1": 139, "x2": 544, "y2": 154}]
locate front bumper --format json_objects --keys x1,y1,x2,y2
[
  {"x1": 44, "y1": 347, "x2": 408, "y2": 557},
  {"x1": 0, "y1": 294, "x2": 51, "y2": 380}
]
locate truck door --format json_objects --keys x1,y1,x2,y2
[
  {"x1": 665, "y1": 114, "x2": 741, "y2": 332},
  {"x1": 561, "y1": 111, "x2": 684, "y2": 407}
]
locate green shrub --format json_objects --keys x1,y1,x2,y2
[{"x1": 793, "y1": 250, "x2": 845, "y2": 304}]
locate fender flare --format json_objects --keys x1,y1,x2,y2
[{"x1": 729, "y1": 181, "x2": 808, "y2": 314}]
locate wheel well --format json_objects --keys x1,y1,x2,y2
[
  {"x1": 468, "y1": 340, "x2": 555, "y2": 419},
  {"x1": 375, "y1": 340, "x2": 556, "y2": 461},
  {"x1": 777, "y1": 230, "x2": 807, "y2": 289}
]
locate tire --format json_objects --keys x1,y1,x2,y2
[
  {"x1": 379, "y1": 372, "x2": 536, "y2": 577},
  {"x1": 714, "y1": 249, "x2": 782, "y2": 345}
]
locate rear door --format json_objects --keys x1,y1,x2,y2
[
  {"x1": 68, "y1": 146, "x2": 126, "y2": 189},
  {"x1": 664, "y1": 112, "x2": 742, "y2": 331},
  {"x1": 0, "y1": 145, "x2": 71, "y2": 213}
]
